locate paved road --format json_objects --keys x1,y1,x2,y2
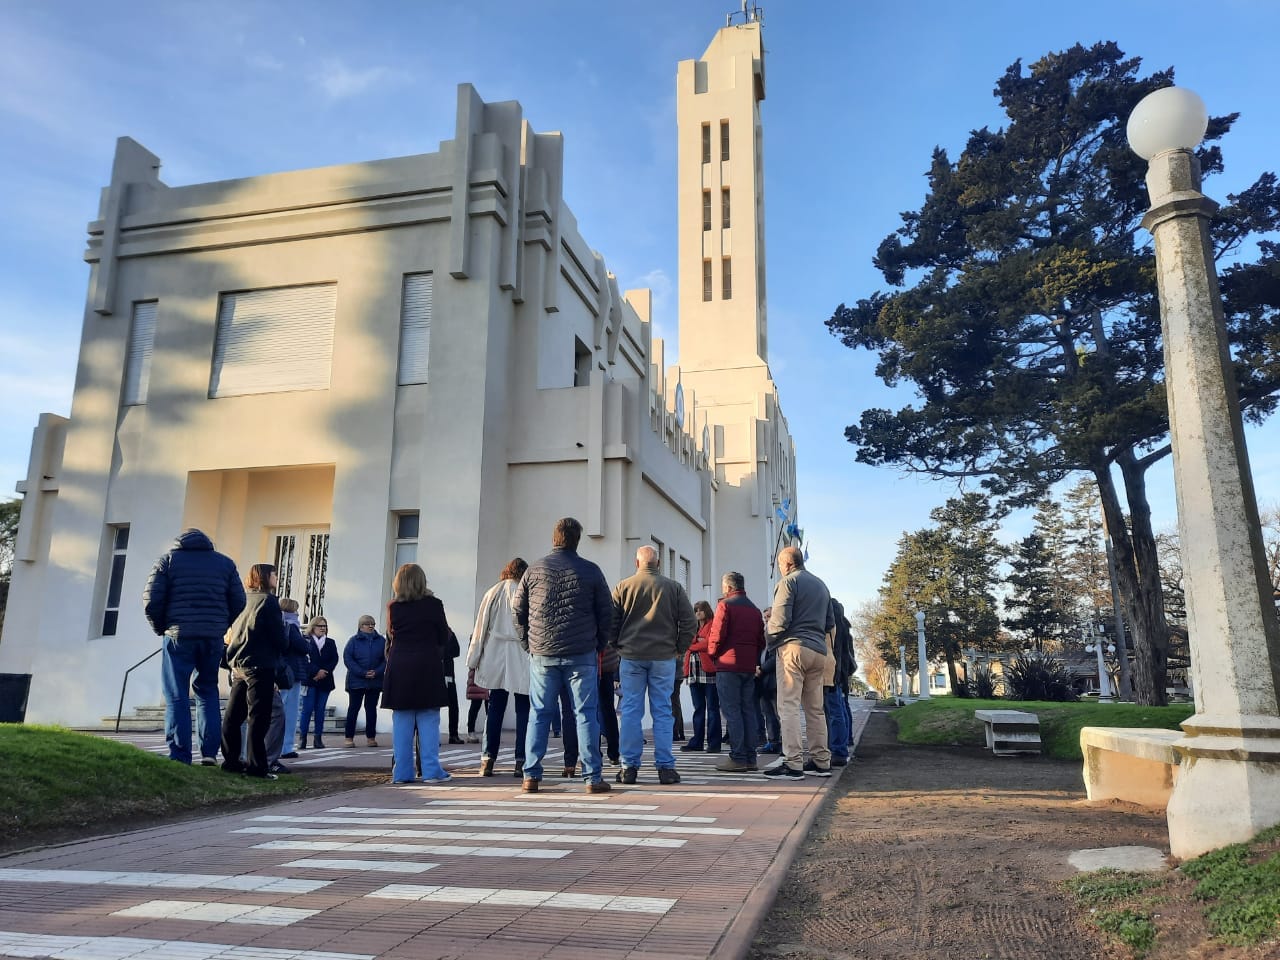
[{"x1": 1, "y1": 700, "x2": 873, "y2": 960}]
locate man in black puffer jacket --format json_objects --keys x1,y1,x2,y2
[
  {"x1": 513, "y1": 517, "x2": 613, "y2": 794},
  {"x1": 143, "y1": 529, "x2": 245, "y2": 764}
]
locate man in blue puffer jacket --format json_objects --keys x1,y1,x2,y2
[
  {"x1": 143, "y1": 529, "x2": 246, "y2": 764},
  {"x1": 513, "y1": 517, "x2": 613, "y2": 795}
]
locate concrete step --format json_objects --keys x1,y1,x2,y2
[{"x1": 102, "y1": 703, "x2": 343, "y2": 731}]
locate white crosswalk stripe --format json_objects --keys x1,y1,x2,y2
[
  {"x1": 367, "y1": 883, "x2": 675, "y2": 914},
  {"x1": 111, "y1": 899, "x2": 317, "y2": 926},
  {"x1": 0, "y1": 931, "x2": 373, "y2": 960},
  {"x1": 282, "y1": 857, "x2": 439, "y2": 873},
  {"x1": 251, "y1": 814, "x2": 740, "y2": 836},
  {"x1": 252, "y1": 839, "x2": 569, "y2": 858},
  {"x1": 0, "y1": 869, "x2": 329, "y2": 893},
  {"x1": 235, "y1": 825, "x2": 686, "y2": 847}
]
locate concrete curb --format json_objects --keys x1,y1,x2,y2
[
  {"x1": 709, "y1": 703, "x2": 872, "y2": 960},
  {"x1": 709, "y1": 764, "x2": 845, "y2": 960}
]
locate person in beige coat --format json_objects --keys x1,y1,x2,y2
[{"x1": 467, "y1": 558, "x2": 531, "y2": 777}]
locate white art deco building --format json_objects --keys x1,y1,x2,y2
[{"x1": 0, "y1": 14, "x2": 797, "y2": 726}]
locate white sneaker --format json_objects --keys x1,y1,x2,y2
[{"x1": 422, "y1": 772, "x2": 453, "y2": 784}]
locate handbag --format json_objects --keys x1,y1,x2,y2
[{"x1": 466, "y1": 670, "x2": 489, "y2": 701}]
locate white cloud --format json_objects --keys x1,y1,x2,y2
[{"x1": 313, "y1": 60, "x2": 408, "y2": 100}]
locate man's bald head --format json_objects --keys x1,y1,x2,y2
[
  {"x1": 778, "y1": 546, "x2": 804, "y2": 573},
  {"x1": 636, "y1": 545, "x2": 659, "y2": 570}
]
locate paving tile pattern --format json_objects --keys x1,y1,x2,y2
[{"x1": 3, "y1": 702, "x2": 873, "y2": 959}]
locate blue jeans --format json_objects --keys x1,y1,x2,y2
[
  {"x1": 281, "y1": 684, "x2": 301, "y2": 753},
  {"x1": 717, "y1": 671, "x2": 759, "y2": 766},
  {"x1": 161, "y1": 634, "x2": 223, "y2": 763},
  {"x1": 392, "y1": 708, "x2": 447, "y2": 782},
  {"x1": 688, "y1": 680, "x2": 722, "y2": 750},
  {"x1": 826, "y1": 686, "x2": 850, "y2": 761},
  {"x1": 619, "y1": 657, "x2": 677, "y2": 769},
  {"x1": 524, "y1": 652, "x2": 601, "y2": 783},
  {"x1": 298, "y1": 686, "x2": 330, "y2": 746}
]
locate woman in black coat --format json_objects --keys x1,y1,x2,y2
[
  {"x1": 298, "y1": 615, "x2": 339, "y2": 749},
  {"x1": 221, "y1": 563, "x2": 286, "y2": 778},
  {"x1": 383, "y1": 562, "x2": 452, "y2": 784}
]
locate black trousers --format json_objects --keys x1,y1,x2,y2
[
  {"x1": 344, "y1": 688, "x2": 380, "y2": 739},
  {"x1": 222, "y1": 670, "x2": 275, "y2": 776},
  {"x1": 598, "y1": 669, "x2": 619, "y2": 761}
]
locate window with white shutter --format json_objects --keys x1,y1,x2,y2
[
  {"x1": 209, "y1": 284, "x2": 336, "y2": 398},
  {"x1": 398, "y1": 273, "x2": 432, "y2": 385},
  {"x1": 123, "y1": 301, "x2": 157, "y2": 406}
]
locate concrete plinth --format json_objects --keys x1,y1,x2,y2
[{"x1": 1167, "y1": 740, "x2": 1280, "y2": 859}]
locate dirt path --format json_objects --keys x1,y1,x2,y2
[{"x1": 747, "y1": 709, "x2": 1169, "y2": 960}]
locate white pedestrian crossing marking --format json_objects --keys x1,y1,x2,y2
[
  {"x1": 0, "y1": 931, "x2": 372, "y2": 960},
  {"x1": 283, "y1": 858, "x2": 439, "y2": 874},
  {"x1": 110, "y1": 899, "x2": 317, "y2": 926},
  {"x1": 0, "y1": 868, "x2": 328, "y2": 893},
  {"x1": 251, "y1": 814, "x2": 740, "y2": 836},
  {"x1": 367, "y1": 884, "x2": 675, "y2": 914},
  {"x1": 253, "y1": 839, "x2": 569, "y2": 858},
  {"x1": 236, "y1": 825, "x2": 687, "y2": 848},
  {"x1": 418, "y1": 799, "x2": 662, "y2": 811},
  {"x1": 335, "y1": 804, "x2": 711, "y2": 823}
]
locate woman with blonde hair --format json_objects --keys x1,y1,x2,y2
[
  {"x1": 381, "y1": 562, "x2": 452, "y2": 783},
  {"x1": 467, "y1": 557, "x2": 530, "y2": 777}
]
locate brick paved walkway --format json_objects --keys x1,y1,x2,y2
[{"x1": 0, "y1": 701, "x2": 872, "y2": 960}]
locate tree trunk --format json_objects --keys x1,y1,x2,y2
[
  {"x1": 1094, "y1": 455, "x2": 1170, "y2": 705},
  {"x1": 944, "y1": 643, "x2": 961, "y2": 695}
]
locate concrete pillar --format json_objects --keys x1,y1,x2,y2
[
  {"x1": 915, "y1": 611, "x2": 930, "y2": 700},
  {"x1": 1142, "y1": 147, "x2": 1280, "y2": 858}
]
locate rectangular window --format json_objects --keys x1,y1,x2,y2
[
  {"x1": 722, "y1": 257, "x2": 732, "y2": 300},
  {"x1": 668, "y1": 548, "x2": 677, "y2": 578},
  {"x1": 397, "y1": 273, "x2": 432, "y2": 385},
  {"x1": 720, "y1": 120, "x2": 730, "y2": 161},
  {"x1": 680, "y1": 556, "x2": 691, "y2": 592},
  {"x1": 721, "y1": 188, "x2": 731, "y2": 229},
  {"x1": 394, "y1": 512, "x2": 420, "y2": 569},
  {"x1": 210, "y1": 283, "x2": 337, "y2": 398},
  {"x1": 574, "y1": 337, "x2": 592, "y2": 387},
  {"x1": 101, "y1": 525, "x2": 130, "y2": 636},
  {"x1": 701, "y1": 123, "x2": 711, "y2": 164},
  {"x1": 123, "y1": 301, "x2": 157, "y2": 406},
  {"x1": 702, "y1": 190, "x2": 712, "y2": 232},
  {"x1": 702, "y1": 260, "x2": 712, "y2": 302}
]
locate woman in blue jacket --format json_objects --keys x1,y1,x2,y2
[
  {"x1": 343, "y1": 614, "x2": 387, "y2": 746},
  {"x1": 298, "y1": 615, "x2": 339, "y2": 749}
]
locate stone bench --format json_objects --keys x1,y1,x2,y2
[
  {"x1": 974, "y1": 709, "x2": 1041, "y2": 755},
  {"x1": 1080, "y1": 727, "x2": 1182, "y2": 808}
]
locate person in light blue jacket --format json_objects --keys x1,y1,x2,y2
[{"x1": 343, "y1": 614, "x2": 387, "y2": 746}]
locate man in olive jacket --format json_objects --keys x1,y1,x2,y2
[{"x1": 611, "y1": 545, "x2": 696, "y2": 785}]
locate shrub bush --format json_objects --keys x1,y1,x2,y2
[
  {"x1": 1004, "y1": 652, "x2": 1077, "y2": 702},
  {"x1": 966, "y1": 663, "x2": 1002, "y2": 699}
]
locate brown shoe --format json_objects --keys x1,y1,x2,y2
[
  {"x1": 586, "y1": 780, "x2": 612, "y2": 794},
  {"x1": 479, "y1": 756, "x2": 495, "y2": 777},
  {"x1": 343, "y1": 738, "x2": 355, "y2": 748},
  {"x1": 366, "y1": 738, "x2": 378, "y2": 747},
  {"x1": 561, "y1": 765, "x2": 576, "y2": 778},
  {"x1": 522, "y1": 777, "x2": 540, "y2": 793}
]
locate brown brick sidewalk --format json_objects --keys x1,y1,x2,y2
[{"x1": 2, "y1": 701, "x2": 872, "y2": 959}]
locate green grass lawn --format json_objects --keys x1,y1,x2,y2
[
  {"x1": 0, "y1": 724, "x2": 306, "y2": 847},
  {"x1": 891, "y1": 696, "x2": 1195, "y2": 760}
]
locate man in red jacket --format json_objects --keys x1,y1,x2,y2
[{"x1": 707, "y1": 571, "x2": 766, "y2": 772}]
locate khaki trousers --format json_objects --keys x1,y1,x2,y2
[{"x1": 777, "y1": 642, "x2": 830, "y2": 769}]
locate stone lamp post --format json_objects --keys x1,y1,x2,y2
[
  {"x1": 915, "y1": 611, "x2": 931, "y2": 700},
  {"x1": 1129, "y1": 86, "x2": 1280, "y2": 857},
  {"x1": 1084, "y1": 624, "x2": 1115, "y2": 703}
]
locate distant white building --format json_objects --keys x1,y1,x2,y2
[{"x1": 0, "y1": 16, "x2": 797, "y2": 726}]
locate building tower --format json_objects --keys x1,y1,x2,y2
[{"x1": 676, "y1": 6, "x2": 797, "y2": 598}]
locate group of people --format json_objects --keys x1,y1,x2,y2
[{"x1": 142, "y1": 517, "x2": 856, "y2": 789}]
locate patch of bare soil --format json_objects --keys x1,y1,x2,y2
[
  {"x1": 747, "y1": 710, "x2": 1275, "y2": 960},
  {"x1": 0, "y1": 769, "x2": 387, "y2": 857}
]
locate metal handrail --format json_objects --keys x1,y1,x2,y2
[{"x1": 115, "y1": 647, "x2": 162, "y2": 733}]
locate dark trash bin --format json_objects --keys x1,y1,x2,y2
[{"x1": 0, "y1": 673, "x2": 32, "y2": 723}]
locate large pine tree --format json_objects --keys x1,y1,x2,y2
[{"x1": 828, "y1": 43, "x2": 1280, "y2": 704}]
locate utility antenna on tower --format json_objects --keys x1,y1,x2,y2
[{"x1": 725, "y1": 2, "x2": 763, "y2": 27}]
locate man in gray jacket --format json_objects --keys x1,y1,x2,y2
[
  {"x1": 765, "y1": 546, "x2": 836, "y2": 779},
  {"x1": 611, "y1": 545, "x2": 696, "y2": 784}
]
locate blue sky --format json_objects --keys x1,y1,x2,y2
[{"x1": 1, "y1": 0, "x2": 1278, "y2": 611}]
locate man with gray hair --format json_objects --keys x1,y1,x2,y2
[
  {"x1": 610, "y1": 544, "x2": 696, "y2": 784},
  {"x1": 765, "y1": 546, "x2": 836, "y2": 779}
]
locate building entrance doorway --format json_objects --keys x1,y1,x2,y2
[{"x1": 271, "y1": 527, "x2": 330, "y2": 622}]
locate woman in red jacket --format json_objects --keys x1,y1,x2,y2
[{"x1": 682, "y1": 601, "x2": 722, "y2": 752}]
